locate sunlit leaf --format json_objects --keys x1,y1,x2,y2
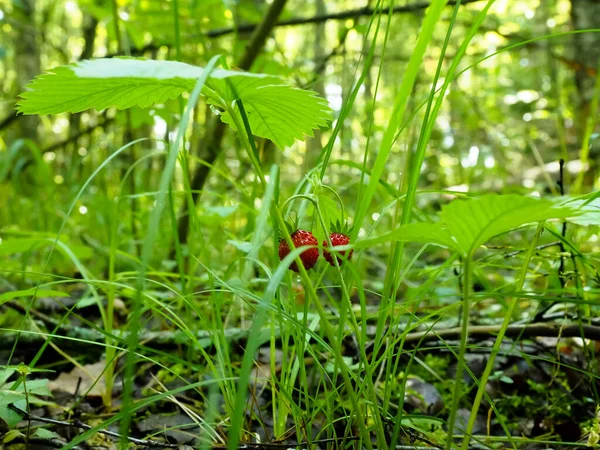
[
  {"x1": 16, "y1": 58, "x2": 268, "y2": 114},
  {"x1": 16, "y1": 58, "x2": 332, "y2": 149},
  {"x1": 0, "y1": 392, "x2": 24, "y2": 407},
  {"x1": 357, "y1": 195, "x2": 582, "y2": 256},
  {"x1": 212, "y1": 80, "x2": 332, "y2": 149},
  {"x1": 440, "y1": 194, "x2": 580, "y2": 255}
]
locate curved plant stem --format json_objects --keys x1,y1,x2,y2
[
  {"x1": 229, "y1": 97, "x2": 379, "y2": 449},
  {"x1": 321, "y1": 184, "x2": 346, "y2": 223},
  {"x1": 445, "y1": 254, "x2": 472, "y2": 450},
  {"x1": 461, "y1": 222, "x2": 544, "y2": 450}
]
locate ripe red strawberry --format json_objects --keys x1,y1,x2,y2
[
  {"x1": 323, "y1": 221, "x2": 353, "y2": 266},
  {"x1": 278, "y1": 229, "x2": 319, "y2": 272}
]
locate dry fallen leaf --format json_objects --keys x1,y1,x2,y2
[{"x1": 48, "y1": 360, "x2": 107, "y2": 398}]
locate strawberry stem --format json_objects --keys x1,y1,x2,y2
[{"x1": 321, "y1": 184, "x2": 346, "y2": 224}]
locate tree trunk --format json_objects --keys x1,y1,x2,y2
[
  {"x1": 571, "y1": 0, "x2": 600, "y2": 110},
  {"x1": 570, "y1": 0, "x2": 600, "y2": 190},
  {"x1": 173, "y1": 0, "x2": 289, "y2": 258},
  {"x1": 14, "y1": 0, "x2": 41, "y2": 143},
  {"x1": 303, "y1": 0, "x2": 326, "y2": 172}
]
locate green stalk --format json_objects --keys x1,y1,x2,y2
[
  {"x1": 102, "y1": 196, "x2": 119, "y2": 410},
  {"x1": 461, "y1": 222, "x2": 544, "y2": 449},
  {"x1": 445, "y1": 254, "x2": 472, "y2": 450},
  {"x1": 119, "y1": 56, "x2": 221, "y2": 442},
  {"x1": 353, "y1": 0, "x2": 448, "y2": 231},
  {"x1": 382, "y1": 0, "x2": 461, "y2": 419},
  {"x1": 228, "y1": 101, "x2": 379, "y2": 450}
]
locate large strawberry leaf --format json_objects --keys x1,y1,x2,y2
[
  {"x1": 358, "y1": 194, "x2": 583, "y2": 256},
  {"x1": 440, "y1": 194, "x2": 581, "y2": 255},
  {"x1": 16, "y1": 58, "x2": 332, "y2": 149},
  {"x1": 208, "y1": 77, "x2": 331, "y2": 149}
]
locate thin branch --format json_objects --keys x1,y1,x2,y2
[
  {"x1": 105, "y1": 0, "x2": 485, "y2": 58},
  {"x1": 558, "y1": 157, "x2": 568, "y2": 282},
  {"x1": 175, "y1": 0, "x2": 289, "y2": 254},
  {"x1": 11, "y1": 405, "x2": 180, "y2": 448},
  {"x1": 41, "y1": 117, "x2": 115, "y2": 154},
  {"x1": 403, "y1": 322, "x2": 600, "y2": 344},
  {"x1": 204, "y1": 0, "x2": 485, "y2": 39},
  {"x1": 533, "y1": 159, "x2": 570, "y2": 321},
  {"x1": 503, "y1": 241, "x2": 561, "y2": 258},
  {"x1": 4, "y1": 315, "x2": 600, "y2": 350}
]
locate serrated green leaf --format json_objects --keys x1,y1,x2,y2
[
  {"x1": 317, "y1": 194, "x2": 341, "y2": 231},
  {"x1": 16, "y1": 58, "x2": 332, "y2": 150},
  {"x1": 440, "y1": 194, "x2": 580, "y2": 255},
  {"x1": 214, "y1": 81, "x2": 332, "y2": 149},
  {"x1": 356, "y1": 195, "x2": 582, "y2": 256},
  {"x1": 16, "y1": 58, "x2": 269, "y2": 115}
]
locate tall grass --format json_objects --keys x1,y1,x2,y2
[{"x1": 4, "y1": 2, "x2": 600, "y2": 450}]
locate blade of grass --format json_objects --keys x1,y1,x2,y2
[
  {"x1": 119, "y1": 55, "x2": 221, "y2": 440},
  {"x1": 353, "y1": 0, "x2": 449, "y2": 233},
  {"x1": 460, "y1": 222, "x2": 544, "y2": 449},
  {"x1": 383, "y1": 0, "x2": 461, "y2": 423}
]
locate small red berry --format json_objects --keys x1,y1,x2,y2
[
  {"x1": 323, "y1": 232, "x2": 352, "y2": 266},
  {"x1": 278, "y1": 229, "x2": 319, "y2": 272}
]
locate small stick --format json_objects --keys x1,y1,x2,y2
[
  {"x1": 10, "y1": 405, "x2": 180, "y2": 448},
  {"x1": 503, "y1": 241, "x2": 561, "y2": 258},
  {"x1": 533, "y1": 158, "x2": 569, "y2": 321}
]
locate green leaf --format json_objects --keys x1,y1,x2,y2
[
  {"x1": 316, "y1": 194, "x2": 341, "y2": 233},
  {"x1": 213, "y1": 80, "x2": 332, "y2": 149},
  {"x1": 356, "y1": 195, "x2": 581, "y2": 256},
  {"x1": 440, "y1": 194, "x2": 580, "y2": 255},
  {"x1": 205, "y1": 205, "x2": 238, "y2": 218},
  {"x1": 16, "y1": 379, "x2": 52, "y2": 397},
  {"x1": 0, "y1": 238, "x2": 45, "y2": 256},
  {"x1": 0, "y1": 369, "x2": 15, "y2": 387},
  {"x1": 16, "y1": 58, "x2": 265, "y2": 114},
  {"x1": 559, "y1": 195, "x2": 600, "y2": 226},
  {"x1": 33, "y1": 428, "x2": 60, "y2": 440},
  {"x1": 0, "y1": 289, "x2": 69, "y2": 306},
  {"x1": 227, "y1": 240, "x2": 253, "y2": 253},
  {"x1": 0, "y1": 397, "x2": 23, "y2": 428},
  {"x1": 0, "y1": 392, "x2": 24, "y2": 407},
  {"x1": 2, "y1": 429, "x2": 24, "y2": 443},
  {"x1": 16, "y1": 58, "x2": 332, "y2": 150}
]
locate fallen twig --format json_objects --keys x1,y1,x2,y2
[
  {"x1": 10, "y1": 405, "x2": 180, "y2": 448},
  {"x1": 403, "y1": 322, "x2": 600, "y2": 344},
  {"x1": 3, "y1": 319, "x2": 600, "y2": 352}
]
